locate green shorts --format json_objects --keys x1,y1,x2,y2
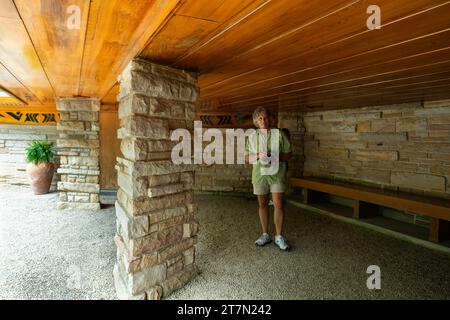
[{"x1": 253, "y1": 182, "x2": 286, "y2": 195}]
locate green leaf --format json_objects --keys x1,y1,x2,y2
[{"x1": 25, "y1": 140, "x2": 56, "y2": 165}]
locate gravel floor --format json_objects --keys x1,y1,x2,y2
[
  {"x1": 1, "y1": 185, "x2": 450, "y2": 300},
  {"x1": 0, "y1": 185, "x2": 116, "y2": 300}
]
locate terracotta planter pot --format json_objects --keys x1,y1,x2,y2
[{"x1": 26, "y1": 163, "x2": 55, "y2": 195}]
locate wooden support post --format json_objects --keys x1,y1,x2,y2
[
  {"x1": 429, "y1": 218, "x2": 450, "y2": 243},
  {"x1": 353, "y1": 200, "x2": 380, "y2": 219}
]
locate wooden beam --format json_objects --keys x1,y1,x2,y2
[
  {"x1": 101, "y1": 83, "x2": 119, "y2": 105},
  {"x1": 100, "y1": 103, "x2": 118, "y2": 113},
  {"x1": 429, "y1": 218, "x2": 450, "y2": 243}
]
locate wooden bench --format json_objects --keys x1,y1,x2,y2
[{"x1": 288, "y1": 177, "x2": 450, "y2": 243}]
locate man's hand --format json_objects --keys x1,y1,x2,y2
[{"x1": 246, "y1": 153, "x2": 268, "y2": 164}]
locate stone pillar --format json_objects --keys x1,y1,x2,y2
[
  {"x1": 113, "y1": 58, "x2": 199, "y2": 300},
  {"x1": 56, "y1": 98, "x2": 100, "y2": 210}
]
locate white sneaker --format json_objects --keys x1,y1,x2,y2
[
  {"x1": 255, "y1": 233, "x2": 271, "y2": 246},
  {"x1": 274, "y1": 235, "x2": 289, "y2": 251}
]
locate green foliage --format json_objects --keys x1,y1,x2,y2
[{"x1": 25, "y1": 140, "x2": 56, "y2": 165}]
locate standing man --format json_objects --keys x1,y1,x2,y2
[{"x1": 245, "y1": 107, "x2": 292, "y2": 251}]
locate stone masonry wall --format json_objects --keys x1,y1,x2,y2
[
  {"x1": 194, "y1": 115, "x2": 305, "y2": 195},
  {"x1": 56, "y1": 98, "x2": 100, "y2": 210},
  {"x1": 195, "y1": 164, "x2": 252, "y2": 194},
  {"x1": 0, "y1": 124, "x2": 59, "y2": 190},
  {"x1": 303, "y1": 100, "x2": 450, "y2": 201},
  {"x1": 278, "y1": 112, "x2": 305, "y2": 184},
  {"x1": 194, "y1": 128, "x2": 253, "y2": 194},
  {"x1": 113, "y1": 58, "x2": 199, "y2": 300}
]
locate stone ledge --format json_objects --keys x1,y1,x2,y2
[
  {"x1": 117, "y1": 171, "x2": 148, "y2": 198},
  {"x1": 57, "y1": 181, "x2": 100, "y2": 193},
  {"x1": 148, "y1": 183, "x2": 185, "y2": 198},
  {"x1": 56, "y1": 98, "x2": 100, "y2": 112},
  {"x1": 119, "y1": 70, "x2": 199, "y2": 103},
  {"x1": 57, "y1": 201, "x2": 100, "y2": 210},
  {"x1": 120, "y1": 138, "x2": 176, "y2": 161},
  {"x1": 118, "y1": 94, "x2": 193, "y2": 120},
  {"x1": 130, "y1": 58, "x2": 198, "y2": 85},
  {"x1": 57, "y1": 139, "x2": 100, "y2": 149},
  {"x1": 120, "y1": 115, "x2": 169, "y2": 140},
  {"x1": 57, "y1": 121, "x2": 85, "y2": 131},
  {"x1": 57, "y1": 168, "x2": 100, "y2": 176},
  {"x1": 116, "y1": 157, "x2": 195, "y2": 177},
  {"x1": 117, "y1": 189, "x2": 194, "y2": 216}
]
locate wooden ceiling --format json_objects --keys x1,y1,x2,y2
[{"x1": 1, "y1": 0, "x2": 450, "y2": 113}]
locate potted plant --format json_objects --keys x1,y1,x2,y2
[{"x1": 25, "y1": 140, "x2": 56, "y2": 195}]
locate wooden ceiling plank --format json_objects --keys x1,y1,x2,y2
[
  {"x1": 172, "y1": 0, "x2": 270, "y2": 68},
  {"x1": 79, "y1": 0, "x2": 182, "y2": 99},
  {"x1": 210, "y1": 72, "x2": 450, "y2": 111},
  {"x1": 283, "y1": 86, "x2": 450, "y2": 112},
  {"x1": 198, "y1": 0, "x2": 449, "y2": 77},
  {"x1": 280, "y1": 92, "x2": 450, "y2": 113},
  {"x1": 208, "y1": 66, "x2": 450, "y2": 110},
  {"x1": 206, "y1": 54, "x2": 450, "y2": 106},
  {"x1": 215, "y1": 84, "x2": 450, "y2": 113},
  {"x1": 201, "y1": 31, "x2": 450, "y2": 99},
  {"x1": 176, "y1": 0, "x2": 258, "y2": 23},
  {"x1": 200, "y1": 1, "x2": 450, "y2": 92},
  {"x1": 140, "y1": 15, "x2": 220, "y2": 64},
  {"x1": 272, "y1": 82, "x2": 450, "y2": 112},
  {"x1": 306, "y1": 79, "x2": 450, "y2": 103},
  {"x1": 0, "y1": 61, "x2": 40, "y2": 104},
  {"x1": 0, "y1": 0, "x2": 19, "y2": 19},
  {"x1": 14, "y1": 0, "x2": 90, "y2": 98},
  {"x1": 231, "y1": 77, "x2": 450, "y2": 112},
  {"x1": 176, "y1": 0, "x2": 356, "y2": 70},
  {"x1": 0, "y1": 1, "x2": 54, "y2": 104}
]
